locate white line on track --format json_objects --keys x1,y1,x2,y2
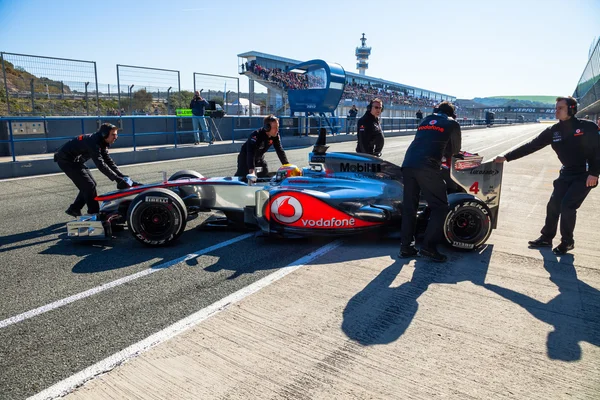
[
  {"x1": 29, "y1": 239, "x2": 342, "y2": 400},
  {"x1": 0, "y1": 233, "x2": 254, "y2": 330}
]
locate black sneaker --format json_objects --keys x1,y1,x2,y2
[
  {"x1": 65, "y1": 207, "x2": 82, "y2": 217},
  {"x1": 419, "y1": 248, "x2": 448, "y2": 263},
  {"x1": 553, "y1": 242, "x2": 574, "y2": 255},
  {"x1": 528, "y1": 235, "x2": 552, "y2": 248},
  {"x1": 398, "y1": 246, "x2": 419, "y2": 258}
]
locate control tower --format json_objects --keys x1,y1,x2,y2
[{"x1": 355, "y1": 33, "x2": 371, "y2": 75}]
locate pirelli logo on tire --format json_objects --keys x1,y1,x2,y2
[{"x1": 145, "y1": 196, "x2": 169, "y2": 203}]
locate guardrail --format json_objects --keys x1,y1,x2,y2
[{"x1": 0, "y1": 115, "x2": 527, "y2": 163}]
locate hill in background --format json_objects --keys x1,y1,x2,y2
[{"x1": 468, "y1": 96, "x2": 557, "y2": 108}]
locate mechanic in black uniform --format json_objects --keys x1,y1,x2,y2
[
  {"x1": 235, "y1": 115, "x2": 289, "y2": 180},
  {"x1": 356, "y1": 98, "x2": 384, "y2": 156},
  {"x1": 494, "y1": 96, "x2": 599, "y2": 255},
  {"x1": 400, "y1": 101, "x2": 462, "y2": 262},
  {"x1": 54, "y1": 123, "x2": 135, "y2": 217}
]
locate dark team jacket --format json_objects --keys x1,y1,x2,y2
[
  {"x1": 505, "y1": 117, "x2": 600, "y2": 176},
  {"x1": 240, "y1": 128, "x2": 288, "y2": 169},
  {"x1": 54, "y1": 132, "x2": 125, "y2": 181},
  {"x1": 356, "y1": 112, "x2": 384, "y2": 155},
  {"x1": 190, "y1": 97, "x2": 210, "y2": 117},
  {"x1": 402, "y1": 113, "x2": 462, "y2": 170}
]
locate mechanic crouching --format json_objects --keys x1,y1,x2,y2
[
  {"x1": 54, "y1": 123, "x2": 137, "y2": 217},
  {"x1": 400, "y1": 101, "x2": 462, "y2": 262},
  {"x1": 235, "y1": 115, "x2": 289, "y2": 181}
]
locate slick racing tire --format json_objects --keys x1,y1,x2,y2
[
  {"x1": 127, "y1": 188, "x2": 188, "y2": 247},
  {"x1": 169, "y1": 170, "x2": 208, "y2": 212},
  {"x1": 443, "y1": 199, "x2": 492, "y2": 250}
]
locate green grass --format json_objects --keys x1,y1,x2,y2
[{"x1": 488, "y1": 95, "x2": 557, "y2": 104}]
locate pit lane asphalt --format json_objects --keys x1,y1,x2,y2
[{"x1": 0, "y1": 124, "x2": 545, "y2": 399}]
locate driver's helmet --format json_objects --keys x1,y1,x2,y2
[{"x1": 276, "y1": 164, "x2": 302, "y2": 181}]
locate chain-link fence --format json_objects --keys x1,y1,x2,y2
[
  {"x1": 116, "y1": 65, "x2": 180, "y2": 115},
  {"x1": 0, "y1": 52, "x2": 98, "y2": 116}
]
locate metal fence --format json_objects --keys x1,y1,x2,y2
[
  {"x1": 116, "y1": 64, "x2": 181, "y2": 116},
  {"x1": 1, "y1": 52, "x2": 99, "y2": 116},
  {"x1": 193, "y1": 72, "x2": 241, "y2": 116}
]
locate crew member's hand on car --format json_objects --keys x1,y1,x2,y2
[
  {"x1": 116, "y1": 177, "x2": 131, "y2": 190},
  {"x1": 586, "y1": 175, "x2": 598, "y2": 187},
  {"x1": 493, "y1": 156, "x2": 507, "y2": 163}
]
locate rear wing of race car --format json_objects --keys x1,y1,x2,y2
[{"x1": 450, "y1": 154, "x2": 504, "y2": 229}]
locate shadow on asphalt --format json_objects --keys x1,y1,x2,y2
[
  {"x1": 0, "y1": 223, "x2": 66, "y2": 253},
  {"x1": 341, "y1": 244, "x2": 493, "y2": 346},
  {"x1": 484, "y1": 248, "x2": 600, "y2": 361}
]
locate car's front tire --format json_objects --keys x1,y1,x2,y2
[{"x1": 127, "y1": 188, "x2": 187, "y2": 246}]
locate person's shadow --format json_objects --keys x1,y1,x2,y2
[
  {"x1": 342, "y1": 245, "x2": 493, "y2": 345},
  {"x1": 0, "y1": 223, "x2": 66, "y2": 253},
  {"x1": 484, "y1": 249, "x2": 600, "y2": 361}
]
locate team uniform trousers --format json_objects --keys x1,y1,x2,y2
[
  {"x1": 235, "y1": 155, "x2": 269, "y2": 178},
  {"x1": 540, "y1": 172, "x2": 593, "y2": 244},
  {"x1": 57, "y1": 161, "x2": 100, "y2": 214},
  {"x1": 401, "y1": 167, "x2": 448, "y2": 249}
]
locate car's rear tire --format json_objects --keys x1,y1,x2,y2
[
  {"x1": 127, "y1": 188, "x2": 187, "y2": 246},
  {"x1": 169, "y1": 170, "x2": 207, "y2": 212},
  {"x1": 444, "y1": 199, "x2": 492, "y2": 250}
]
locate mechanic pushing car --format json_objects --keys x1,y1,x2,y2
[
  {"x1": 356, "y1": 98, "x2": 384, "y2": 157},
  {"x1": 494, "y1": 96, "x2": 600, "y2": 255},
  {"x1": 400, "y1": 101, "x2": 462, "y2": 262},
  {"x1": 54, "y1": 123, "x2": 138, "y2": 217},
  {"x1": 235, "y1": 114, "x2": 289, "y2": 181}
]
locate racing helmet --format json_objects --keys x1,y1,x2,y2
[{"x1": 275, "y1": 164, "x2": 302, "y2": 181}]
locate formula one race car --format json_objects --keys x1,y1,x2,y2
[{"x1": 67, "y1": 134, "x2": 503, "y2": 250}]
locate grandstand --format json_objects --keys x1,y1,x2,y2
[
  {"x1": 237, "y1": 51, "x2": 455, "y2": 118},
  {"x1": 573, "y1": 37, "x2": 600, "y2": 122}
]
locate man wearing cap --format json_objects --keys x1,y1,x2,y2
[{"x1": 54, "y1": 123, "x2": 135, "y2": 217}]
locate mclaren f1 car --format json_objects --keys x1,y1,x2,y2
[{"x1": 67, "y1": 134, "x2": 503, "y2": 250}]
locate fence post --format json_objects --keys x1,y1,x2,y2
[
  {"x1": 132, "y1": 117, "x2": 136, "y2": 151},
  {"x1": 30, "y1": 79, "x2": 35, "y2": 114},
  {"x1": 8, "y1": 118, "x2": 16, "y2": 162}
]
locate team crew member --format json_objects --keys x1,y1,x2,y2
[
  {"x1": 235, "y1": 115, "x2": 289, "y2": 179},
  {"x1": 494, "y1": 96, "x2": 599, "y2": 255},
  {"x1": 400, "y1": 101, "x2": 462, "y2": 262},
  {"x1": 356, "y1": 98, "x2": 384, "y2": 156},
  {"x1": 54, "y1": 123, "x2": 134, "y2": 217}
]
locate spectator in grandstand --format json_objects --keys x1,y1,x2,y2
[
  {"x1": 416, "y1": 109, "x2": 423, "y2": 121},
  {"x1": 346, "y1": 105, "x2": 358, "y2": 134},
  {"x1": 494, "y1": 96, "x2": 599, "y2": 255},
  {"x1": 400, "y1": 101, "x2": 462, "y2": 263},
  {"x1": 190, "y1": 91, "x2": 210, "y2": 144},
  {"x1": 356, "y1": 98, "x2": 384, "y2": 156},
  {"x1": 54, "y1": 123, "x2": 138, "y2": 217},
  {"x1": 235, "y1": 115, "x2": 289, "y2": 181}
]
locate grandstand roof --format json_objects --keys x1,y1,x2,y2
[{"x1": 238, "y1": 51, "x2": 455, "y2": 100}]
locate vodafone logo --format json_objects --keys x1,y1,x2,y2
[
  {"x1": 271, "y1": 196, "x2": 303, "y2": 223},
  {"x1": 429, "y1": 120, "x2": 437, "y2": 125}
]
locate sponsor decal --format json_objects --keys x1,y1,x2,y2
[
  {"x1": 469, "y1": 169, "x2": 500, "y2": 175},
  {"x1": 574, "y1": 129, "x2": 583, "y2": 137},
  {"x1": 264, "y1": 192, "x2": 381, "y2": 229},
  {"x1": 311, "y1": 156, "x2": 326, "y2": 163},
  {"x1": 553, "y1": 131, "x2": 562, "y2": 142},
  {"x1": 418, "y1": 125, "x2": 445, "y2": 132},
  {"x1": 146, "y1": 196, "x2": 169, "y2": 203},
  {"x1": 270, "y1": 196, "x2": 303, "y2": 223},
  {"x1": 340, "y1": 163, "x2": 382, "y2": 173},
  {"x1": 429, "y1": 120, "x2": 437, "y2": 125}
]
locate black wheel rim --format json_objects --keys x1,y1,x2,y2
[
  {"x1": 138, "y1": 205, "x2": 174, "y2": 238},
  {"x1": 450, "y1": 210, "x2": 482, "y2": 241}
]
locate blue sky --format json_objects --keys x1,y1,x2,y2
[{"x1": 1, "y1": 0, "x2": 598, "y2": 99}]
